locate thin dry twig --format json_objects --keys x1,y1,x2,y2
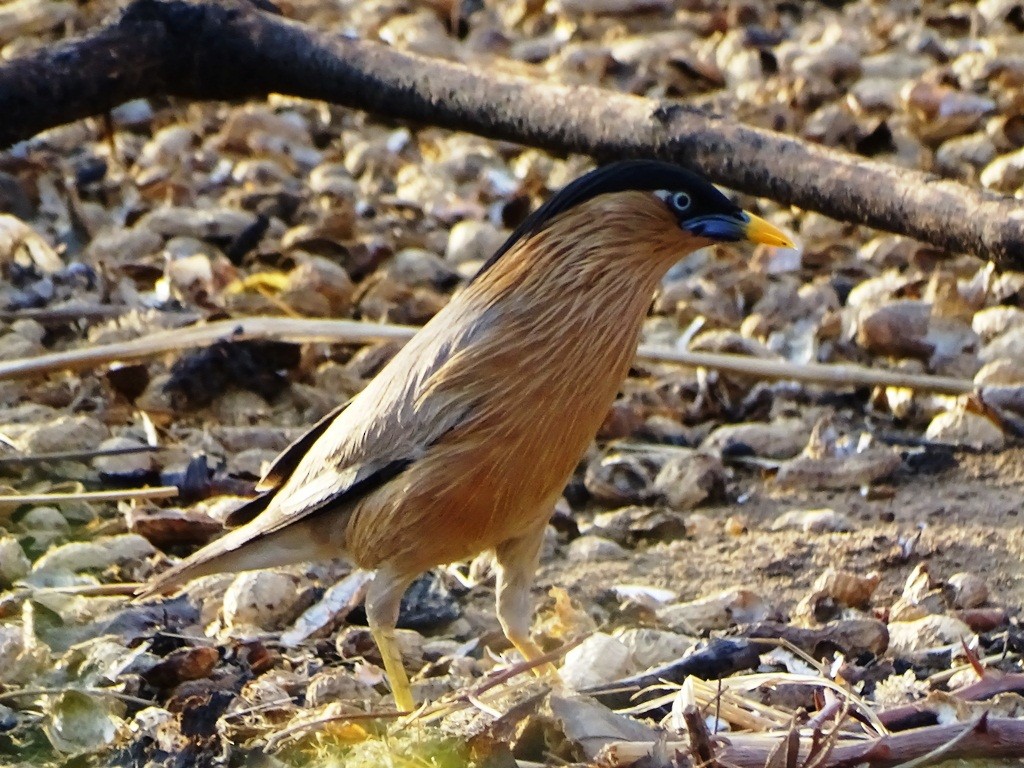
[
  {"x1": 0, "y1": 445, "x2": 160, "y2": 467},
  {"x1": 262, "y1": 705, "x2": 414, "y2": 750},
  {"x1": 466, "y1": 634, "x2": 587, "y2": 700},
  {"x1": 29, "y1": 582, "x2": 142, "y2": 597},
  {"x1": 222, "y1": 696, "x2": 299, "y2": 721},
  {"x1": 0, "y1": 317, "x2": 414, "y2": 380},
  {"x1": 925, "y1": 651, "x2": 1021, "y2": 685},
  {"x1": 640, "y1": 348, "x2": 974, "y2": 396},
  {"x1": 803, "y1": 700, "x2": 850, "y2": 768},
  {"x1": 0, "y1": 305, "x2": 194, "y2": 325},
  {"x1": 0, "y1": 486, "x2": 178, "y2": 508},
  {"x1": 0, "y1": 686, "x2": 153, "y2": 707},
  {"x1": 0, "y1": 316, "x2": 978, "y2": 396}
]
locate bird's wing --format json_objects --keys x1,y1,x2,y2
[
  {"x1": 256, "y1": 399, "x2": 351, "y2": 492},
  {"x1": 139, "y1": 309, "x2": 487, "y2": 599},
  {"x1": 241, "y1": 454, "x2": 415, "y2": 539},
  {"x1": 223, "y1": 399, "x2": 353, "y2": 528},
  {"x1": 220, "y1": 354, "x2": 477, "y2": 539}
]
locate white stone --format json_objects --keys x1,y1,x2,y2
[
  {"x1": 444, "y1": 220, "x2": 507, "y2": 264},
  {"x1": 561, "y1": 633, "x2": 632, "y2": 689}
]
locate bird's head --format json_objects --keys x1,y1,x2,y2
[
  {"x1": 650, "y1": 181, "x2": 793, "y2": 248},
  {"x1": 472, "y1": 160, "x2": 795, "y2": 284}
]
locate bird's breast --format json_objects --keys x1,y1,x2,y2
[{"x1": 345, "y1": 288, "x2": 652, "y2": 572}]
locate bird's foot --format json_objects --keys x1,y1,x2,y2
[
  {"x1": 510, "y1": 635, "x2": 563, "y2": 687},
  {"x1": 371, "y1": 626, "x2": 416, "y2": 713}
]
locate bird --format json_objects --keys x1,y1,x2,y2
[{"x1": 138, "y1": 159, "x2": 794, "y2": 712}]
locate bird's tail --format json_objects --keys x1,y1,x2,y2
[
  {"x1": 135, "y1": 511, "x2": 318, "y2": 600},
  {"x1": 135, "y1": 524, "x2": 264, "y2": 599}
]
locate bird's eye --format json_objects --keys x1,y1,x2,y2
[{"x1": 671, "y1": 192, "x2": 692, "y2": 211}]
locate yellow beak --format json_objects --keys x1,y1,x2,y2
[{"x1": 741, "y1": 212, "x2": 796, "y2": 248}]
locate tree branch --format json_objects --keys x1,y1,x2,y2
[{"x1": 3, "y1": 0, "x2": 1023, "y2": 267}]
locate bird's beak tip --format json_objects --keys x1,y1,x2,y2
[{"x1": 742, "y1": 212, "x2": 796, "y2": 249}]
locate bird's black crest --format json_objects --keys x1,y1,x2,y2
[{"x1": 470, "y1": 160, "x2": 737, "y2": 282}]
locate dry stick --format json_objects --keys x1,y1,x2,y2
[
  {"x1": 0, "y1": 486, "x2": 178, "y2": 508},
  {"x1": 0, "y1": 317, "x2": 977, "y2": 396},
  {"x1": 604, "y1": 716, "x2": 1024, "y2": 768},
  {"x1": 878, "y1": 671, "x2": 1024, "y2": 732},
  {"x1": 29, "y1": 582, "x2": 143, "y2": 597},
  {"x1": 0, "y1": 318, "x2": 415, "y2": 380},
  {"x1": 639, "y1": 348, "x2": 974, "y2": 396},
  {"x1": 681, "y1": 704, "x2": 717, "y2": 766},
  {"x1": 0, "y1": 305, "x2": 191, "y2": 325},
  {"x1": 891, "y1": 714, "x2": 987, "y2": 768},
  {"x1": 1, "y1": 0, "x2": 1024, "y2": 267},
  {"x1": 0, "y1": 445, "x2": 160, "y2": 466}
]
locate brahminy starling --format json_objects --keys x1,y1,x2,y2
[{"x1": 140, "y1": 160, "x2": 794, "y2": 711}]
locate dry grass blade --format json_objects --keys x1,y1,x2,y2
[
  {"x1": 620, "y1": 677, "x2": 790, "y2": 731},
  {"x1": 222, "y1": 696, "x2": 299, "y2": 721},
  {"x1": 925, "y1": 651, "x2": 1021, "y2": 686},
  {"x1": 30, "y1": 582, "x2": 142, "y2": 597},
  {"x1": 0, "y1": 317, "x2": 978, "y2": 395},
  {"x1": 262, "y1": 706, "x2": 412, "y2": 751},
  {"x1": 712, "y1": 673, "x2": 888, "y2": 736}
]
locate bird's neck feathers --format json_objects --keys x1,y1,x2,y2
[
  {"x1": 424, "y1": 192, "x2": 704, "y2": 398},
  {"x1": 463, "y1": 191, "x2": 704, "y2": 317},
  {"x1": 470, "y1": 192, "x2": 698, "y2": 297}
]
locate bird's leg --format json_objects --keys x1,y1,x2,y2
[
  {"x1": 365, "y1": 566, "x2": 417, "y2": 712},
  {"x1": 494, "y1": 522, "x2": 559, "y2": 678}
]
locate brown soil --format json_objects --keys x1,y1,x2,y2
[{"x1": 538, "y1": 448, "x2": 1024, "y2": 618}]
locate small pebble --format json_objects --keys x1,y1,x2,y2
[
  {"x1": 222, "y1": 571, "x2": 308, "y2": 631},
  {"x1": 771, "y1": 508, "x2": 855, "y2": 533},
  {"x1": 925, "y1": 409, "x2": 1004, "y2": 450},
  {"x1": 93, "y1": 436, "x2": 154, "y2": 475},
  {"x1": 0, "y1": 536, "x2": 30, "y2": 586},
  {"x1": 21, "y1": 415, "x2": 109, "y2": 453},
  {"x1": 566, "y1": 535, "x2": 628, "y2": 562},
  {"x1": 615, "y1": 627, "x2": 692, "y2": 669},
  {"x1": 444, "y1": 220, "x2": 507, "y2": 264},
  {"x1": 946, "y1": 572, "x2": 989, "y2": 610}
]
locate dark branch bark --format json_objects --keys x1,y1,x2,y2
[
  {"x1": 583, "y1": 637, "x2": 762, "y2": 710},
  {"x1": 3, "y1": 0, "x2": 1024, "y2": 267}
]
